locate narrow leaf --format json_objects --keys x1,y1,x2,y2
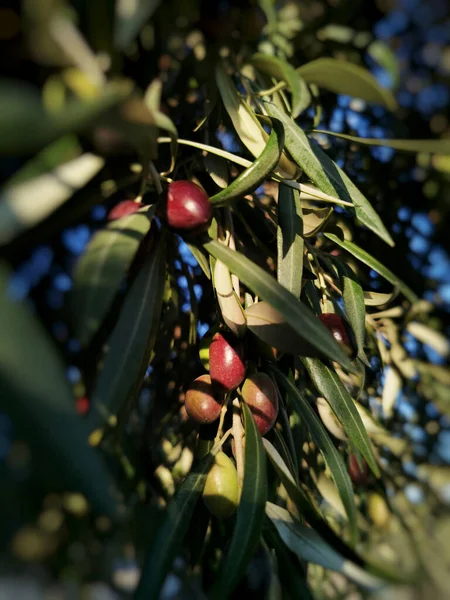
[
  {"x1": 270, "y1": 367, "x2": 358, "y2": 545},
  {"x1": 363, "y1": 290, "x2": 397, "y2": 307},
  {"x1": 211, "y1": 401, "x2": 267, "y2": 599},
  {"x1": 210, "y1": 117, "x2": 285, "y2": 206},
  {"x1": 0, "y1": 263, "x2": 121, "y2": 519},
  {"x1": 302, "y1": 357, "x2": 380, "y2": 476},
  {"x1": 325, "y1": 233, "x2": 418, "y2": 303},
  {"x1": 303, "y1": 206, "x2": 333, "y2": 237},
  {"x1": 312, "y1": 130, "x2": 450, "y2": 155},
  {"x1": 266, "y1": 503, "x2": 386, "y2": 591},
  {"x1": 185, "y1": 243, "x2": 211, "y2": 279},
  {"x1": 135, "y1": 453, "x2": 214, "y2": 600},
  {"x1": 263, "y1": 102, "x2": 394, "y2": 246},
  {"x1": 297, "y1": 58, "x2": 397, "y2": 111},
  {"x1": 72, "y1": 206, "x2": 155, "y2": 345},
  {"x1": 342, "y1": 276, "x2": 369, "y2": 364},
  {"x1": 277, "y1": 183, "x2": 303, "y2": 297},
  {"x1": 203, "y1": 240, "x2": 354, "y2": 370},
  {"x1": 114, "y1": 0, "x2": 162, "y2": 50},
  {"x1": 87, "y1": 233, "x2": 166, "y2": 433},
  {"x1": 0, "y1": 153, "x2": 104, "y2": 246},
  {"x1": 250, "y1": 53, "x2": 306, "y2": 118}
]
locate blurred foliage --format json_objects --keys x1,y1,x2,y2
[{"x1": 0, "y1": 0, "x2": 449, "y2": 599}]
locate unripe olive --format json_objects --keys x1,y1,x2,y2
[
  {"x1": 367, "y1": 492, "x2": 390, "y2": 528},
  {"x1": 185, "y1": 375, "x2": 223, "y2": 424},
  {"x1": 203, "y1": 451, "x2": 239, "y2": 519},
  {"x1": 107, "y1": 200, "x2": 140, "y2": 221},
  {"x1": 319, "y1": 313, "x2": 355, "y2": 358},
  {"x1": 209, "y1": 332, "x2": 246, "y2": 393},
  {"x1": 348, "y1": 453, "x2": 370, "y2": 485},
  {"x1": 160, "y1": 180, "x2": 212, "y2": 234},
  {"x1": 241, "y1": 372, "x2": 278, "y2": 436}
]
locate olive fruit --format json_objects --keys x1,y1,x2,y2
[
  {"x1": 348, "y1": 453, "x2": 369, "y2": 485},
  {"x1": 203, "y1": 451, "x2": 239, "y2": 519},
  {"x1": 367, "y1": 493, "x2": 390, "y2": 528},
  {"x1": 319, "y1": 313, "x2": 355, "y2": 357},
  {"x1": 161, "y1": 180, "x2": 212, "y2": 233},
  {"x1": 185, "y1": 375, "x2": 223, "y2": 424},
  {"x1": 241, "y1": 372, "x2": 278, "y2": 436},
  {"x1": 107, "y1": 200, "x2": 140, "y2": 221},
  {"x1": 209, "y1": 332, "x2": 246, "y2": 393}
]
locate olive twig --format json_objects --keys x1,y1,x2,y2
[
  {"x1": 211, "y1": 428, "x2": 232, "y2": 454},
  {"x1": 232, "y1": 397, "x2": 245, "y2": 490},
  {"x1": 214, "y1": 398, "x2": 229, "y2": 444}
]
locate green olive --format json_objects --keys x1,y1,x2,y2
[
  {"x1": 203, "y1": 452, "x2": 239, "y2": 519},
  {"x1": 367, "y1": 492, "x2": 390, "y2": 528}
]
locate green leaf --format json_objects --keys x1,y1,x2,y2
[
  {"x1": 325, "y1": 233, "x2": 418, "y2": 303},
  {"x1": 297, "y1": 58, "x2": 397, "y2": 111},
  {"x1": 270, "y1": 367, "x2": 358, "y2": 545},
  {"x1": 211, "y1": 402, "x2": 267, "y2": 599},
  {"x1": 250, "y1": 53, "x2": 306, "y2": 118},
  {"x1": 0, "y1": 79, "x2": 130, "y2": 155},
  {"x1": 0, "y1": 153, "x2": 104, "y2": 247},
  {"x1": 342, "y1": 276, "x2": 369, "y2": 365},
  {"x1": 303, "y1": 206, "x2": 333, "y2": 237},
  {"x1": 263, "y1": 102, "x2": 394, "y2": 246},
  {"x1": 87, "y1": 232, "x2": 166, "y2": 434},
  {"x1": 311, "y1": 130, "x2": 450, "y2": 155},
  {"x1": 0, "y1": 263, "x2": 121, "y2": 520},
  {"x1": 114, "y1": 0, "x2": 162, "y2": 50},
  {"x1": 368, "y1": 41, "x2": 400, "y2": 89},
  {"x1": 203, "y1": 240, "x2": 354, "y2": 370},
  {"x1": 263, "y1": 439, "x2": 363, "y2": 563},
  {"x1": 72, "y1": 206, "x2": 155, "y2": 346},
  {"x1": 210, "y1": 117, "x2": 285, "y2": 205},
  {"x1": 135, "y1": 453, "x2": 215, "y2": 600},
  {"x1": 277, "y1": 183, "x2": 303, "y2": 297},
  {"x1": 266, "y1": 503, "x2": 386, "y2": 591},
  {"x1": 301, "y1": 357, "x2": 380, "y2": 477},
  {"x1": 185, "y1": 243, "x2": 211, "y2": 279}
]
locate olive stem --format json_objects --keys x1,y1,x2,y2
[
  {"x1": 214, "y1": 398, "x2": 229, "y2": 444},
  {"x1": 148, "y1": 160, "x2": 163, "y2": 195},
  {"x1": 232, "y1": 397, "x2": 245, "y2": 490},
  {"x1": 211, "y1": 428, "x2": 232, "y2": 455}
]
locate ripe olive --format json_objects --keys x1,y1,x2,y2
[
  {"x1": 161, "y1": 180, "x2": 212, "y2": 233},
  {"x1": 209, "y1": 331, "x2": 246, "y2": 393},
  {"x1": 107, "y1": 200, "x2": 140, "y2": 221},
  {"x1": 348, "y1": 453, "x2": 370, "y2": 485},
  {"x1": 319, "y1": 313, "x2": 355, "y2": 357},
  {"x1": 185, "y1": 375, "x2": 223, "y2": 424},
  {"x1": 203, "y1": 451, "x2": 239, "y2": 519},
  {"x1": 241, "y1": 372, "x2": 278, "y2": 436}
]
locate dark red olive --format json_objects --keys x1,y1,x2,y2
[
  {"x1": 348, "y1": 453, "x2": 370, "y2": 485},
  {"x1": 209, "y1": 332, "x2": 246, "y2": 393},
  {"x1": 241, "y1": 372, "x2": 278, "y2": 436},
  {"x1": 319, "y1": 313, "x2": 355, "y2": 357},
  {"x1": 107, "y1": 200, "x2": 140, "y2": 221},
  {"x1": 161, "y1": 181, "x2": 212, "y2": 233},
  {"x1": 185, "y1": 374, "x2": 223, "y2": 424}
]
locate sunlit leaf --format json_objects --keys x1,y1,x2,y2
[
  {"x1": 210, "y1": 117, "x2": 284, "y2": 205},
  {"x1": 277, "y1": 183, "x2": 303, "y2": 297},
  {"x1": 302, "y1": 206, "x2": 333, "y2": 237},
  {"x1": 185, "y1": 243, "x2": 211, "y2": 279},
  {"x1": 87, "y1": 232, "x2": 166, "y2": 434},
  {"x1": 263, "y1": 102, "x2": 394, "y2": 246},
  {"x1": 406, "y1": 322, "x2": 450, "y2": 357},
  {"x1": 297, "y1": 58, "x2": 397, "y2": 110},
  {"x1": 368, "y1": 41, "x2": 400, "y2": 89},
  {"x1": 0, "y1": 153, "x2": 104, "y2": 247},
  {"x1": 114, "y1": 0, "x2": 162, "y2": 50},
  {"x1": 302, "y1": 357, "x2": 380, "y2": 476},
  {"x1": 271, "y1": 367, "x2": 358, "y2": 544},
  {"x1": 266, "y1": 503, "x2": 386, "y2": 590},
  {"x1": 312, "y1": 130, "x2": 450, "y2": 155},
  {"x1": 135, "y1": 452, "x2": 215, "y2": 600},
  {"x1": 203, "y1": 240, "x2": 354, "y2": 369},
  {"x1": 211, "y1": 402, "x2": 267, "y2": 599},
  {"x1": 363, "y1": 290, "x2": 398, "y2": 307},
  {"x1": 72, "y1": 206, "x2": 155, "y2": 345},
  {"x1": 0, "y1": 79, "x2": 130, "y2": 155},
  {"x1": 214, "y1": 257, "x2": 247, "y2": 337},
  {"x1": 0, "y1": 263, "x2": 121, "y2": 520},
  {"x1": 325, "y1": 233, "x2": 417, "y2": 303},
  {"x1": 250, "y1": 53, "x2": 307, "y2": 117}
]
